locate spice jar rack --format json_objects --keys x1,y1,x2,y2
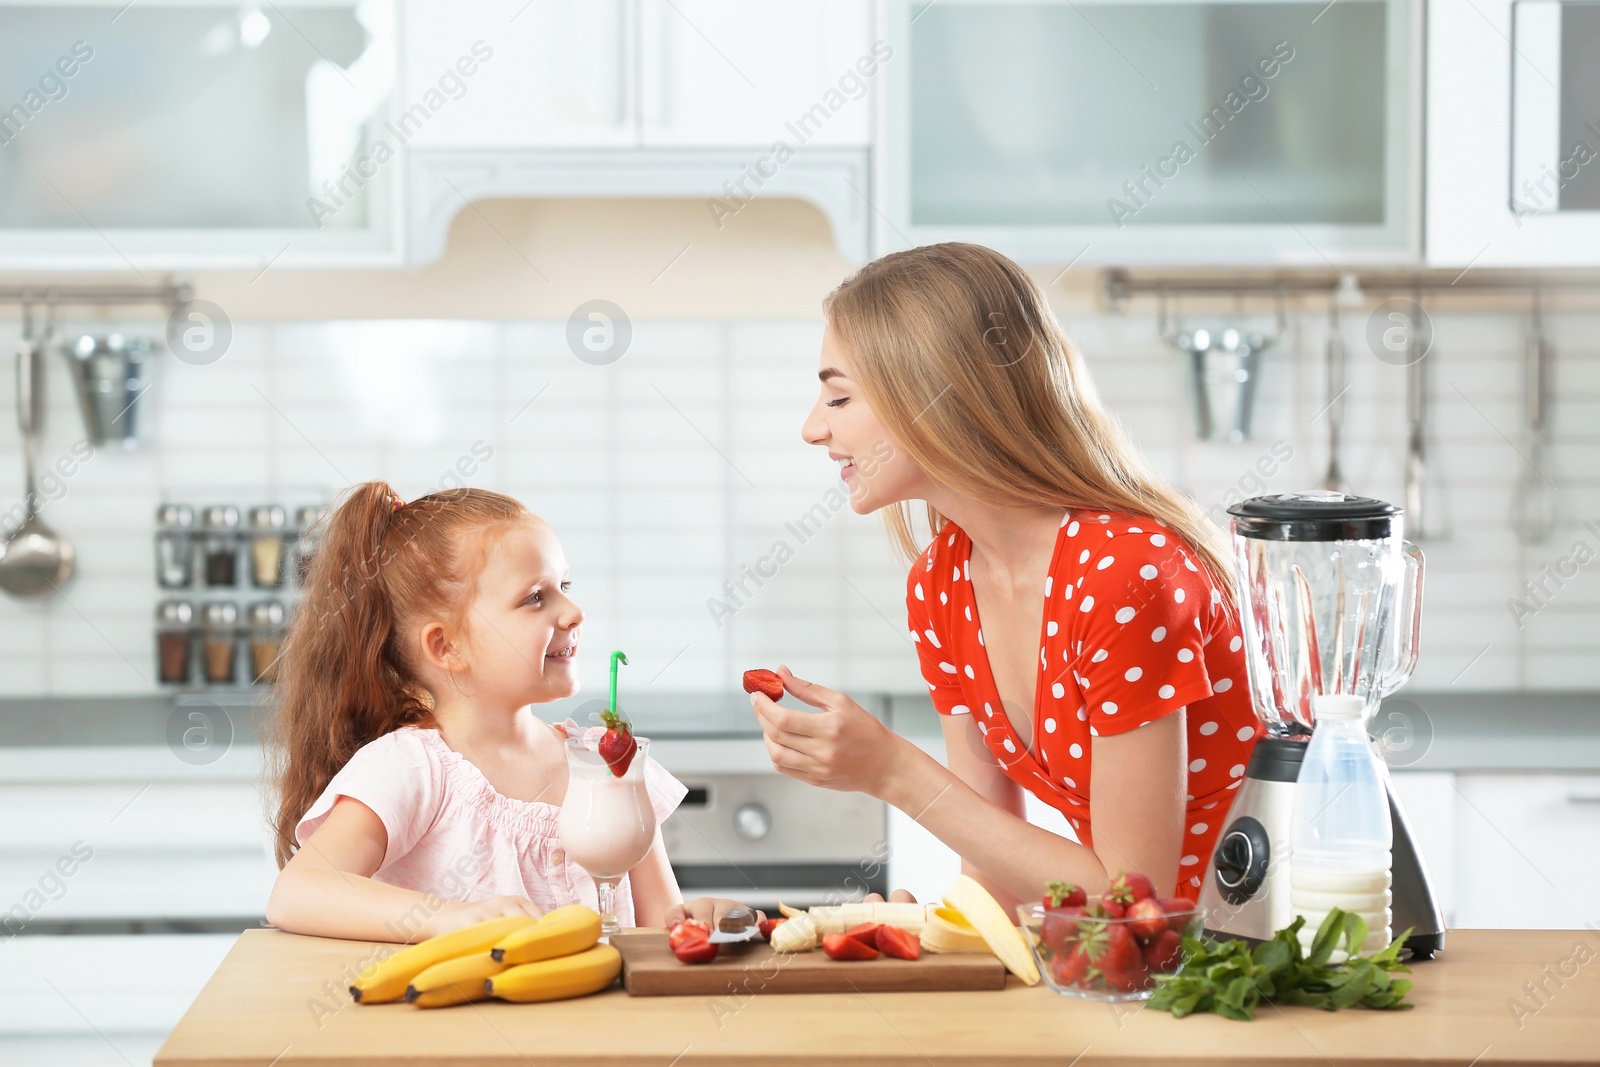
[{"x1": 154, "y1": 498, "x2": 327, "y2": 690}]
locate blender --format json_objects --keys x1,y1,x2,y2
[{"x1": 1197, "y1": 492, "x2": 1446, "y2": 959}]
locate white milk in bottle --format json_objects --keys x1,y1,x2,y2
[{"x1": 1290, "y1": 694, "x2": 1393, "y2": 961}]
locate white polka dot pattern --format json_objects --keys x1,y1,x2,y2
[{"x1": 904, "y1": 511, "x2": 1259, "y2": 869}]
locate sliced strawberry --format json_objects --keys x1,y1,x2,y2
[
  {"x1": 1092, "y1": 897, "x2": 1127, "y2": 919},
  {"x1": 1043, "y1": 880, "x2": 1087, "y2": 909},
  {"x1": 668, "y1": 919, "x2": 712, "y2": 951},
  {"x1": 822, "y1": 933, "x2": 880, "y2": 961},
  {"x1": 672, "y1": 935, "x2": 719, "y2": 964},
  {"x1": 1125, "y1": 898, "x2": 1168, "y2": 943},
  {"x1": 742, "y1": 668, "x2": 784, "y2": 701},
  {"x1": 844, "y1": 922, "x2": 884, "y2": 948},
  {"x1": 598, "y1": 707, "x2": 637, "y2": 776},
  {"x1": 874, "y1": 925, "x2": 921, "y2": 961},
  {"x1": 1144, "y1": 929, "x2": 1183, "y2": 972},
  {"x1": 758, "y1": 917, "x2": 785, "y2": 942}
]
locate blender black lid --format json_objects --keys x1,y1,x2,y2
[{"x1": 1228, "y1": 492, "x2": 1402, "y2": 541}]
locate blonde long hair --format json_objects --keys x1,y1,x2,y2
[{"x1": 823, "y1": 242, "x2": 1234, "y2": 597}]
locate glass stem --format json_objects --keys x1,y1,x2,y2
[{"x1": 596, "y1": 876, "x2": 621, "y2": 938}]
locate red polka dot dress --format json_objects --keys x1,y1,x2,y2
[{"x1": 905, "y1": 509, "x2": 1261, "y2": 899}]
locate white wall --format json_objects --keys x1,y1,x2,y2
[{"x1": 1, "y1": 306, "x2": 1596, "y2": 698}]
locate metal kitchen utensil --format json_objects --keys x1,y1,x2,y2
[
  {"x1": 1158, "y1": 289, "x2": 1284, "y2": 442},
  {"x1": 707, "y1": 906, "x2": 761, "y2": 944},
  {"x1": 63, "y1": 331, "x2": 154, "y2": 448},
  {"x1": 1512, "y1": 290, "x2": 1558, "y2": 545},
  {"x1": 1402, "y1": 288, "x2": 1430, "y2": 539},
  {"x1": 0, "y1": 297, "x2": 77, "y2": 599},
  {"x1": 1320, "y1": 299, "x2": 1349, "y2": 492}
]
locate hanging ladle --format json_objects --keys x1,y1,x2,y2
[{"x1": 0, "y1": 294, "x2": 77, "y2": 599}]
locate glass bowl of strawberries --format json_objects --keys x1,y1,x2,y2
[{"x1": 1017, "y1": 872, "x2": 1206, "y2": 1002}]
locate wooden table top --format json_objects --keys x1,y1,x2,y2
[{"x1": 155, "y1": 928, "x2": 1600, "y2": 1066}]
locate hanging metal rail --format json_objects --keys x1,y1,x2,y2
[{"x1": 0, "y1": 281, "x2": 191, "y2": 311}]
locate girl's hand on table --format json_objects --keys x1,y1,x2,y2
[
  {"x1": 423, "y1": 895, "x2": 544, "y2": 940},
  {"x1": 752, "y1": 666, "x2": 909, "y2": 797},
  {"x1": 665, "y1": 896, "x2": 766, "y2": 929}
]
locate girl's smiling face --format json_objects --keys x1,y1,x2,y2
[
  {"x1": 448, "y1": 520, "x2": 584, "y2": 708},
  {"x1": 801, "y1": 326, "x2": 926, "y2": 514}
]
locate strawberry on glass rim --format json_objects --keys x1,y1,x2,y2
[
  {"x1": 598, "y1": 707, "x2": 637, "y2": 777},
  {"x1": 598, "y1": 650, "x2": 637, "y2": 777}
]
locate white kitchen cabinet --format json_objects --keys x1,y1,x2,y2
[
  {"x1": 0, "y1": 0, "x2": 404, "y2": 269},
  {"x1": 879, "y1": 0, "x2": 1423, "y2": 265},
  {"x1": 885, "y1": 733, "x2": 1083, "y2": 903},
  {"x1": 399, "y1": 0, "x2": 875, "y2": 264},
  {"x1": 1428, "y1": 0, "x2": 1600, "y2": 266},
  {"x1": 0, "y1": 935, "x2": 236, "y2": 1036},
  {"x1": 0, "y1": 779, "x2": 277, "y2": 921},
  {"x1": 398, "y1": 0, "x2": 636, "y2": 148},
  {"x1": 1388, "y1": 771, "x2": 1458, "y2": 927},
  {"x1": 1452, "y1": 773, "x2": 1600, "y2": 929},
  {"x1": 638, "y1": 0, "x2": 874, "y2": 147}
]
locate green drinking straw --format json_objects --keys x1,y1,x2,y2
[{"x1": 608, "y1": 650, "x2": 628, "y2": 719}]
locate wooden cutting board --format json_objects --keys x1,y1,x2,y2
[{"x1": 612, "y1": 932, "x2": 1008, "y2": 996}]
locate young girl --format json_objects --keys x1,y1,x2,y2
[{"x1": 265, "y1": 482, "x2": 738, "y2": 941}]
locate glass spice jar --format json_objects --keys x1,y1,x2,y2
[
  {"x1": 155, "y1": 504, "x2": 196, "y2": 588},
  {"x1": 294, "y1": 505, "x2": 328, "y2": 584},
  {"x1": 156, "y1": 600, "x2": 195, "y2": 685},
  {"x1": 248, "y1": 505, "x2": 289, "y2": 588},
  {"x1": 247, "y1": 600, "x2": 286, "y2": 684},
  {"x1": 200, "y1": 506, "x2": 241, "y2": 587},
  {"x1": 201, "y1": 601, "x2": 240, "y2": 684}
]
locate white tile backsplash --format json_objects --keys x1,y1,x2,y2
[{"x1": 0, "y1": 310, "x2": 1595, "y2": 699}]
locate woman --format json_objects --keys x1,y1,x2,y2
[{"x1": 752, "y1": 243, "x2": 1259, "y2": 912}]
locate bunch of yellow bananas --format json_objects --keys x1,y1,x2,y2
[{"x1": 348, "y1": 904, "x2": 620, "y2": 1008}]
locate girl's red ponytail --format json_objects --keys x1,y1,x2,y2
[{"x1": 265, "y1": 481, "x2": 527, "y2": 867}]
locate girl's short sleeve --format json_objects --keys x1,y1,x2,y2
[
  {"x1": 295, "y1": 729, "x2": 447, "y2": 870},
  {"x1": 906, "y1": 556, "x2": 970, "y2": 716},
  {"x1": 642, "y1": 755, "x2": 690, "y2": 826},
  {"x1": 1066, "y1": 532, "x2": 1217, "y2": 737}
]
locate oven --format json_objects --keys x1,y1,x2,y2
[{"x1": 610, "y1": 695, "x2": 892, "y2": 915}]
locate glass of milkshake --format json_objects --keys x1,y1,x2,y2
[{"x1": 558, "y1": 735, "x2": 657, "y2": 938}]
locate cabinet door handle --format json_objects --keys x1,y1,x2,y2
[{"x1": 1566, "y1": 795, "x2": 1600, "y2": 805}]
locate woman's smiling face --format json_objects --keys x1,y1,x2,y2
[{"x1": 801, "y1": 325, "x2": 927, "y2": 514}]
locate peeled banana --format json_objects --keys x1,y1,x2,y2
[
  {"x1": 770, "y1": 911, "x2": 820, "y2": 953},
  {"x1": 809, "y1": 901, "x2": 935, "y2": 935},
  {"x1": 485, "y1": 943, "x2": 622, "y2": 1003},
  {"x1": 919, "y1": 906, "x2": 991, "y2": 954},
  {"x1": 942, "y1": 875, "x2": 1040, "y2": 986},
  {"x1": 491, "y1": 904, "x2": 602, "y2": 965},
  {"x1": 405, "y1": 952, "x2": 508, "y2": 1008},
  {"x1": 351, "y1": 914, "x2": 542, "y2": 1004}
]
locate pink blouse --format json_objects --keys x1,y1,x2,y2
[{"x1": 295, "y1": 723, "x2": 687, "y2": 928}]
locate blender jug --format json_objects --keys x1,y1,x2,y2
[
  {"x1": 1199, "y1": 492, "x2": 1446, "y2": 957},
  {"x1": 1230, "y1": 492, "x2": 1424, "y2": 736}
]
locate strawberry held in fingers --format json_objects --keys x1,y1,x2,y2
[{"x1": 742, "y1": 668, "x2": 784, "y2": 702}]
